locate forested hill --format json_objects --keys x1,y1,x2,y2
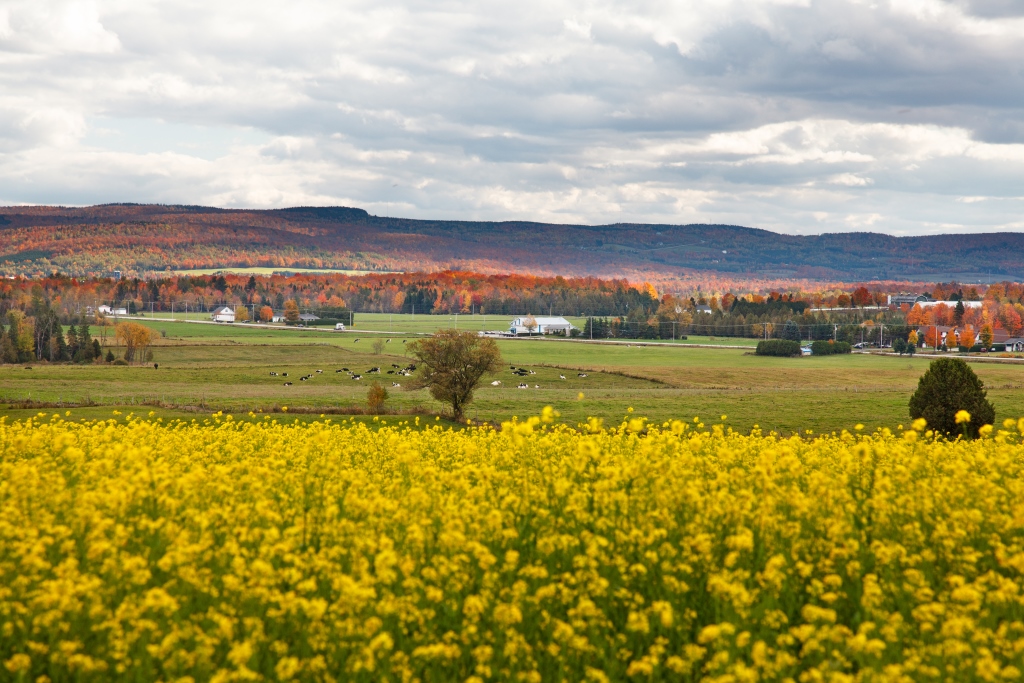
[{"x1": 1, "y1": 203, "x2": 1022, "y2": 283}]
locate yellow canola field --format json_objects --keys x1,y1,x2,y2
[{"x1": 3, "y1": 413, "x2": 1024, "y2": 683}]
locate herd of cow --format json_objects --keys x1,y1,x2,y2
[
  {"x1": 488, "y1": 366, "x2": 590, "y2": 390},
  {"x1": 272, "y1": 363, "x2": 417, "y2": 387}
]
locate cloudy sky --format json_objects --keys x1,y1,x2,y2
[{"x1": 1, "y1": 0, "x2": 1023, "y2": 234}]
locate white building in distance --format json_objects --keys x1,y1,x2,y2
[
  {"x1": 915, "y1": 300, "x2": 983, "y2": 309},
  {"x1": 509, "y1": 316, "x2": 575, "y2": 335},
  {"x1": 211, "y1": 306, "x2": 235, "y2": 323}
]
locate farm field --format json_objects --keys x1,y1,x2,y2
[
  {"x1": 2, "y1": 316, "x2": 1021, "y2": 433},
  {"x1": 136, "y1": 312, "x2": 760, "y2": 346},
  {"x1": 4, "y1": 414, "x2": 1024, "y2": 681}
]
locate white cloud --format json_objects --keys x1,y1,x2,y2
[{"x1": 0, "y1": 0, "x2": 1022, "y2": 235}]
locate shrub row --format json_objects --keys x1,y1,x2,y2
[
  {"x1": 755, "y1": 339, "x2": 802, "y2": 356},
  {"x1": 810, "y1": 340, "x2": 852, "y2": 355}
]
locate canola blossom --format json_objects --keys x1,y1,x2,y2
[{"x1": 3, "y1": 412, "x2": 1024, "y2": 682}]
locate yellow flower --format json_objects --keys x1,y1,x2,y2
[
  {"x1": 955, "y1": 410, "x2": 971, "y2": 425},
  {"x1": 0, "y1": 410, "x2": 1021, "y2": 681}
]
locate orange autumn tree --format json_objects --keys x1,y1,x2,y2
[
  {"x1": 958, "y1": 326, "x2": 975, "y2": 350},
  {"x1": 924, "y1": 327, "x2": 943, "y2": 349},
  {"x1": 115, "y1": 321, "x2": 153, "y2": 364}
]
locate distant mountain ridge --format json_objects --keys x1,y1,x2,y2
[{"x1": 0, "y1": 203, "x2": 1021, "y2": 283}]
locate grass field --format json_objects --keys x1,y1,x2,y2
[
  {"x1": 136, "y1": 311, "x2": 760, "y2": 346},
  {"x1": 3, "y1": 315, "x2": 1022, "y2": 433}
]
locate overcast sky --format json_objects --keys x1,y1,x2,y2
[{"x1": 1, "y1": 0, "x2": 1023, "y2": 234}]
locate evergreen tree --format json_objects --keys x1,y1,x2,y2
[
  {"x1": 909, "y1": 358, "x2": 995, "y2": 438},
  {"x1": 781, "y1": 320, "x2": 801, "y2": 341},
  {"x1": 67, "y1": 322, "x2": 80, "y2": 359},
  {"x1": 79, "y1": 316, "x2": 94, "y2": 360},
  {"x1": 106, "y1": 349, "x2": 115, "y2": 363},
  {"x1": 92, "y1": 339, "x2": 102, "y2": 359}
]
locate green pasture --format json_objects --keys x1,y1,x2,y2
[{"x1": 3, "y1": 320, "x2": 1022, "y2": 434}]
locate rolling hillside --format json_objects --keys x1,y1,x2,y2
[{"x1": 1, "y1": 204, "x2": 1022, "y2": 283}]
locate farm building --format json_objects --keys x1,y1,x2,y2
[
  {"x1": 509, "y1": 316, "x2": 575, "y2": 336},
  {"x1": 271, "y1": 312, "x2": 321, "y2": 324},
  {"x1": 211, "y1": 306, "x2": 235, "y2": 323},
  {"x1": 1006, "y1": 338, "x2": 1024, "y2": 352},
  {"x1": 915, "y1": 299, "x2": 983, "y2": 309},
  {"x1": 888, "y1": 293, "x2": 931, "y2": 306},
  {"x1": 916, "y1": 325, "x2": 1012, "y2": 348}
]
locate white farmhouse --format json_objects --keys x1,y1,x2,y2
[
  {"x1": 211, "y1": 306, "x2": 235, "y2": 323},
  {"x1": 509, "y1": 316, "x2": 576, "y2": 336}
]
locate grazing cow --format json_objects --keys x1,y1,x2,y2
[
  {"x1": 402, "y1": 340, "x2": 407, "y2": 344},
  {"x1": 577, "y1": 373, "x2": 588, "y2": 378},
  {"x1": 534, "y1": 384, "x2": 540, "y2": 389},
  {"x1": 392, "y1": 364, "x2": 400, "y2": 368},
  {"x1": 283, "y1": 382, "x2": 292, "y2": 386},
  {"x1": 559, "y1": 374, "x2": 566, "y2": 379},
  {"x1": 386, "y1": 339, "x2": 391, "y2": 343},
  {"x1": 282, "y1": 373, "x2": 288, "y2": 377},
  {"x1": 490, "y1": 380, "x2": 501, "y2": 386},
  {"x1": 336, "y1": 369, "x2": 344, "y2": 373},
  {"x1": 354, "y1": 339, "x2": 360, "y2": 342},
  {"x1": 316, "y1": 369, "x2": 323, "y2": 374},
  {"x1": 352, "y1": 375, "x2": 362, "y2": 380},
  {"x1": 517, "y1": 383, "x2": 528, "y2": 389},
  {"x1": 391, "y1": 382, "x2": 401, "y2": 387},
  {"x1": 270, "y1": 371, "x2": 278, "y2": 376}
]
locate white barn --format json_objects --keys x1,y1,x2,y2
[
  {"x1": 509, "y1": 316, "x2": 575, "y2": 336},
  {"x1": 211, "y1": 306, "x2": 235, "y2": 323}
]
